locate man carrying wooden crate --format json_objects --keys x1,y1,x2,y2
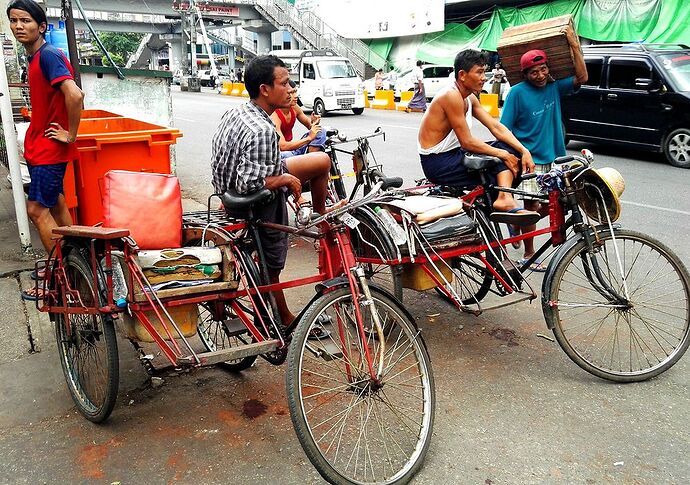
[{"x1": 500, "y1": 26, "x2": 587, "y2": 271}]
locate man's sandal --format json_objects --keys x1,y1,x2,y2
[
  {"x1": 490, "y1": 207, "x2": 540, "y2": 226},
  {"x1": 21, "y1": 287, "x2": 46, "y2": 301}
]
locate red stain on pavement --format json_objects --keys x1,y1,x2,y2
[
  {"x1": 217, "y1": 409, "x2": 242, "y2": 427},
  {"x1": 77, "y1": 438, "x2": 121, "y2": 480},
  {"x1": 167, "y1": 448, "x2": 189, "y2": 483}
]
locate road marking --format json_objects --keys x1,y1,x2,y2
[
  {"x1": 175, "y1": 116, "x2": 198, "y2": 123},
  {"x1": 621, "y1": 200, "x2": 690, "y2": 216}
]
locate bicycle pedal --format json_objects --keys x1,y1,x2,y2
[{"x1": 139, "y1": 354, "x2": 154, "y2": 361}]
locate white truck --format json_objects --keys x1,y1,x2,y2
[{"x1": 293, "y1": 50, "x2": 365, "y2": 116}]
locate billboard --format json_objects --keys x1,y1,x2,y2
[{"x1": 302, "y1": 0, "x2": 445, "y2": 39}]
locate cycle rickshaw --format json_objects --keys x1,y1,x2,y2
[
  {"x1": 325, "y1": 129, "x2": 690, "y2": 383},
  {"x1": 33, "y1": 171, "x2": 436, "y2": 485}
]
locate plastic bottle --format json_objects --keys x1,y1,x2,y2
[
  {"x1": 101, "y1": 256, "x2": 128, "y2": 308},
  {"x1": 50, "y1": 21, "x2": 69, "y2": 57},
  {"x1": 374, "y1": 206, "x2": 407, "y2": 246}
]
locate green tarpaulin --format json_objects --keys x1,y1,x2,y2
[{"x1": 380, "y1": 0, "x2": 690, "y2": 67}]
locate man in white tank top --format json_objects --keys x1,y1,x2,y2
[{"x1": 417, "y1": 49, "x2": 537, "y2": 220}]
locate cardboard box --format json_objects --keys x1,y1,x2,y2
[{"x1": 497, "y1": 15, "x2": 578, "y2": 83}]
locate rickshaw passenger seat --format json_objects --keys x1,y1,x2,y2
[{"x1": 463, "y1": 153, "x2": 501, "y2": 171}]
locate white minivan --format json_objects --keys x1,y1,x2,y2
[{"x1": 296, "y1": 50, "x2": 366, "y2": 116}]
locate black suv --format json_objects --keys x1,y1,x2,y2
[{"x1": 561, "y1": 43, "x2": 690, "y2": 168}]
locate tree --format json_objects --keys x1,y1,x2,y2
[{"x1": 97, "y1": 32, "x2": 143, "y2": 66}]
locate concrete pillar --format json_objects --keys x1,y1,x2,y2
[{"x1": 256, "y1": 32, "x2": 271, "y2": 56}]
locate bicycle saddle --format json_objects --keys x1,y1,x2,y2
[
  {"x1": 463, "y1": 153, "x2": 501, "y2": 171},
  {"x1": 325, "y1": 127, "x2": 338, "y2": 137},
  {"x1": 221, "y1": 189, "x2": 274, "y2": 218}
]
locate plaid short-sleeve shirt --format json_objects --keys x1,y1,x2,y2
[{"x1": 211, "y1": 101, "x2": 281, "y2": 195}]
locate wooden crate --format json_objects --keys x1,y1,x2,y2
[{"x1": 497, "y1": 15, "x2": 578, "y2": 83}]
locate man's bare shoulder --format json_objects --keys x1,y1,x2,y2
[{"x1": 432, "y1": 84, "x2": 462, "y2": 105}]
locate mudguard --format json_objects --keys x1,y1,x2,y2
[{"x1": 540, "y1": 225, "x2": 619, "y2": 328}]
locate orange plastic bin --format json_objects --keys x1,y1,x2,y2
[
  {"x1": 81, "y1": 109, "x2": 123, "y2": 119},
  {"x1": 74, "y1": 117, "x2": 182, "y2": 225}
]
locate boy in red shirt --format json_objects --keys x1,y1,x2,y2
[{"x1": 7, "y1": 0, "x2": 84, "y2": 300}]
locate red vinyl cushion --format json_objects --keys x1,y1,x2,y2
[{"x1": 102, "y1": 170, "x2": 182, "y2": 249}]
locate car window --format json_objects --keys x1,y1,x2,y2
[
  {"x1": 316, "y1": 60, "x2": 357, "y2": 79},
  {"x1": 583, "y1": 58, "x2": 604, "y2": 87},
  {"x1": 433, "y1": 67, "x2": 453, "y2": 78},
  {"x1": 423, "y1": 67, "x2": 434, "y2": 78},
  {"x1": 607, "y1": 59, "x2": 653, "y2": 90},
  {"x1": 657, "y1": 53, "x2": 690, "y2": 91},
  {"x1": 303, "y1": 62, "x2": 315, "y2": 80}
]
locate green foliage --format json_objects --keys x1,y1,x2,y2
[{"x1": 97, "y1": 32, "x2": 144, "y2": 65}]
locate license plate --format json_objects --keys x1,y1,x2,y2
[
  {"x1": 339, "y1": 212, "x2": 359, "y2": 229},
  {"x1": 340, "y1": 104, "x2": 352, "y2": 109}
]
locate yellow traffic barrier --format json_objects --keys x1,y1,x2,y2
[
  {"x1": 230, "y1": 82, "x2": 245, "y2": 96},
  {"x1": 480, "y1": 93, "x2": 499, "y2": 117},
  {"x1": 241, "y1": 85, "x2": 249, "y2": 98},
  {"x1": 364, "y1": 90, "x2": 370, "y2": 108},
  {"x1": 220, "y1": 81, "x2": 233, "y2": 95},
  {"x1": 370, "y1": 90, "x2": 395, "y2": 110},
  {"x1": 395, "y1": 91, "x2": 414, "y2": 111}
]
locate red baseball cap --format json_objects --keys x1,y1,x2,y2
[{"x1": 520, "y1": 49, "x2": 548, "y2": 71}]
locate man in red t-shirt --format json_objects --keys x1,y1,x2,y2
[{"x1": 7, "y1": 0, "x2": 84, "y2": 300}]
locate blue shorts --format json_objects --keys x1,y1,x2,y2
[
  {"x1": 27, "y1": 163, "x2": 67, "y2": 208},
  {"x1": 420, "y1": 141, "x2": 522, "y2": 198},
  {"x1": 280, "y1": 129, "x2": 327, "y2": 160}
]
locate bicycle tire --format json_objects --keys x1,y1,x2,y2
[
  {"x1": 193, "y1": 242, "x2": 260, "y2": 371},
  {"x1": 286, "y1": 286, "x2": 435, "y2": 484},
  {"x1": 197, "y1": 302, "x2": 258, "y2": 371},
  {"x1": 54, "y1": 247, "x2": 119, "y2": 423},
  {"x1": 435, "y1": 253, "x2": 494, "y2": 306},
  {"x1": 545, "y1": 229, "x2": 690, "y2": 382},
  {"x1": 329, "y1": 158, "x2": 348, "y2": 201},
  {"x1": 350, "y1": 206, "x2": 404, "y2": 301}
]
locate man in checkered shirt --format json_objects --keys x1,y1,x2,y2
[{"x1": 211, "y1": 55, "x2": 331, "y2": 326}]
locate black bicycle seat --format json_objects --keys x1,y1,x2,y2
[
  {"x1": 221, "y1": 189, "x2": 273, "y2": 218},
  {"x1": 463, "y1": 153, "x2": 501, "y2": 171},
  {"x1": 325, "y1": 127, "x2": 339, "y2": 137}
]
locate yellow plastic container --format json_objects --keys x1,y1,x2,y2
[{"x1": 122, "y1": 303, "x2": 198, "y2": 343}]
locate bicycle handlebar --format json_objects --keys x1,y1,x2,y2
[{"x1": 326, "y1": 128, "x2": 385, "y2": 146}]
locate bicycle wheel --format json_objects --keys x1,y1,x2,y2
[
  {"x1": 350, "y1": 206, "x2": 404, "y2": 302},
  {"x1": 435, "y1": 253, "x2": 494, "y2": 306},
  {"x1": 545, "y1": 229, "x2": 690, "y2": 382},
  {"x1": 54, "y1": 247, "x2": 119, "y2": 423},
  {"x1": 197, "y1": 302, "x2": 258, "y2": 371},
  {"x1": 286, "y1": 286, "x2": 435, "y2": 484}
]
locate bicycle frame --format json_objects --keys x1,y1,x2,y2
[{"x1": 40, "y1": 206, "x2": 385, "y2": 381}]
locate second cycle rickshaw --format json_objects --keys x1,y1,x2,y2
[{"x1": 324, "y1": 129, "x2": 690, "y2": 383}]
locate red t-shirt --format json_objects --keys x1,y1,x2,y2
[{"x1": 25, "y1": 42, "x2": 79, "y2": 166}]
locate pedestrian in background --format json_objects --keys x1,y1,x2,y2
[
  {"x1": 406, "y1": 60, "x2": 427, "y2": 112},
  {"x1": 500, "y1": 26, "x2": 587, "y2": 271},
  {"x1": 386, "y1": 66, "x2": 398, "y2": 89},
  {"x1": 7, "y1": 0, "x2": 84, "y2": 300},
  {"x1": 374, "y1": 68, "x2": 384, "y2": 90}
]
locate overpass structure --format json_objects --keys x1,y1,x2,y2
[{"x1": 43, "y1": 0, "x2": 385, "y2": 77}]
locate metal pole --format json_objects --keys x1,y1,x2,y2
[
  {"x1": 0, "y1": 48, "x2": 33, "y2": 252},
  {"x1": 61, "y1": 0, "x2": 81, "y2": 88}
]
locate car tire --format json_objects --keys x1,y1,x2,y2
[
  {"x1": 313, "y1": 99, "x2": 326, "y2": 117},
  {"x1": 663, "y1": 128, "x2": 690, "y2": 168},
  {"x1": 352, "y1": 108, "x2": 364, "y2": 115}
]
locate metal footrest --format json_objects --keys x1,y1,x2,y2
[{"x1": 187, "y1": 339, "x2": 280, "y2": 367}]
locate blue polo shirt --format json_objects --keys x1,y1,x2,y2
[{"x1": 500, "y1": 77, "x2": 575, "y2": 165}]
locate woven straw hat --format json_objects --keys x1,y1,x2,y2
[{"x1": 577, "y1": 167, "x2": 625, "y2": 222}]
